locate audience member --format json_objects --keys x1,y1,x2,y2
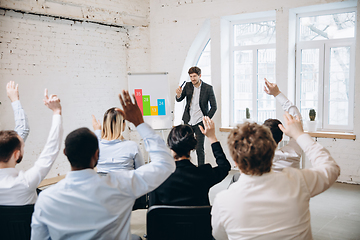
[
  {"x1": 211, "y1": 112, "x2": 340, "y2": 239},
  {"x1": 263, "y1": 78, "x2": 302, "y2": 171},
  {"x1": 31, "y1": 90, "x2": 175, "y2": 240},
  {"x1": 0, "y1": 89, "x2": 63, "y2": 205},
  {"x1": 92, "y1": 107, "x2": 144, "y2": 173},
  {"x1": 149, "y1": 116, "x2": 230, "y2": 207}
]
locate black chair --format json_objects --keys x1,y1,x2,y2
[
  {"x1": 0, "y1": 204, "x2": 35, "y2": 240},
  {"x1": 146, "y1": 205, "x2": 213, "y2": 240}
]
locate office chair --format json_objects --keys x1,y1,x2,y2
[
  {"x1": 0, "y1": 204, "x2": 35, "y2": 240},
  {"x1": 146, "y1": 205, "x2": 213, "y2": 240}
]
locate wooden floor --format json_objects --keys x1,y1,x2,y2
[{"x1": 131, "y1": 170, "x2": 360, "y2": 239}]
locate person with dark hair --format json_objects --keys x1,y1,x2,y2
[
  {"x1": 230, "y1": 78, "x2": 303, "y2": 183},
  {"x1": 31, "y1": 90, "x2": 175, "y2": 240},
  {"x1": 175, "y1": 66, "x2": 217, "y2": 166},
  {"x1": 211, "y1": 113, "x2": 340, "y2": 239},
  {"x1": 263, "y1": 78, "x2": 302, "y2": 171},
  {"x1": 149, "y1": 116, "x2": 230, "y2": 207},
  {"x1": 0, "y1": 89, "x2": 63, "y2": 205}
]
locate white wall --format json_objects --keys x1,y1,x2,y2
[
  {"x1": 0, "y1": 1, "x2": 150, "y2": 178},
  {"x1": 1, "y1": 0, "x2": 359, "y2": 184},
  {"x1": 149, "y1": 0, "x2": 360, "y2": 183}
]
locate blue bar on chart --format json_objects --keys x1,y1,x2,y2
[{"x1": 157, "y1": 99, "x2": 166, "y2": 115}]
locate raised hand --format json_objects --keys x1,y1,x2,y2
[
  {"x1": 199, "y1": 116, "x2": 218, "y2": 143},
  {"x1": 278, "y1": 112, "x2": 304, "y2": 140},
  {"x1": 264, "y1": 78, "x2": 281, "y2": 97},
  {"x1": 92, "y1": 115, "x2": 101, "y2": 130},
  {"x1": 118, "y1": 90, "x2": 144, "y2": 127},
  {"x1": 43, "y1": 89, "x2": 61, "y2": 115},
  {"x1": 6, "y1": 81, "x2": 19, "y2": 102},
  {"x1": 176, "y1": 86, "x2": 182, "y2": 98}
]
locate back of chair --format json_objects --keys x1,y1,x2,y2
[
  {"x1": 0, "y1": 204, "x2": 35, "y2": 240},
  {"x1": 147, "y1": 205, "x2": 213, "y2": 240}
]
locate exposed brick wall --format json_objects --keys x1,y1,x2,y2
[{"x1": 0, "y1": 9, "x2": 149, "y2": 177}]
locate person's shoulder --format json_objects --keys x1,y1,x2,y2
[
  {"x1": 197, "y1": 163, "x2": 213, "y2": 173},
  {"x1": 201, "y1": 81, "x2": 212, "y2": 88},
  {"x1": 123, "y1": 140, "x2": 140, "y2": 149},
  {"x1": 37, "y1": 180, "x2": 64, "y2": 199}
]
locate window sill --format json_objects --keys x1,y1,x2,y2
[{"x1": 219, "y1": 127, "x2": 356, "y2": 140}]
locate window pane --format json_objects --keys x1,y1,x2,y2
[
  {"x1": 257, "y1": 49, "x2": 276, "y2": 123},
  {"x1": 300, "y1": 49, "x2": 319, "y2": 121},
  {"x1": 299, "y1": 11, "x2": 355, "y2": 41},
  {"x1": 234, "y1": 20, "x2": 276, "y2": 46},
  {"x1": 328, "y1": 46, "x2": 350, "y2": 125},
  {"x1": 196, "y1": 40, "x2": 211, "y2": 84},
  {"x1": 233, "y1": 50, "x2": 253, "y2": 123}
]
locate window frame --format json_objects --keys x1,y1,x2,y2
[
  {"x1": 295, "y1": 8, "x2": 356, "y2": 131},
  {"x1": 230, "y1": 17, "x2": 276, "y2": 126}
]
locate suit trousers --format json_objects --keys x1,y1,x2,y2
[{"x1": 191, "y1": 122, "x2": 205, "y2": 166}]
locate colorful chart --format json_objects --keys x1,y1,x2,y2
[{"x1": 135, "y1": 89, "x2": 166, "y2": 116}]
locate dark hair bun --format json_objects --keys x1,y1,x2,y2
[{"x1": 167, "y1": 125, "x2": 197, "y2": 158}]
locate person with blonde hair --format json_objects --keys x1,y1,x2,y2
[{"x1": 92, "y1": 107, "x2": 144, "y2": 173}]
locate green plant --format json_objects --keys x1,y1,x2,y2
[
  {"x1": 246, "y1": 108, "x2": 250, "y2": 119},
  {"x1": 309, "y1": 109, "x2": 316, "y2": 121}
]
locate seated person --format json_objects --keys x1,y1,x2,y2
[
  {"x1": 212, "y1": 112, "x2": 340, "y2": 239},
  {"x1": 0, "y1": 89, "x2": 63, "y2": 205},
  {"x1": 92, "y1": 107, "x2": 144, "y2": 173},
  {"x1": 263, "y1": 78, "x2": 302, "y2": 171},
  {"x1": 149, "y1": 116, "x2": 231, "y2": 207},
  {"x1": 231, "y1": 78, "x2": 303, "y2": 183},
  {"x1": 31, "y1": 90, "x2": 175, "y2": 240}
]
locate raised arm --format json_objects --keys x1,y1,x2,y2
[
  {"x1": 264, "y1": 78, "x2": 301, "y2": 119},
  {"x1": 175, "y1": 83, "x2": 187, "y2": 102},
  {"x1": 24, "y1": 89, "x2": 63, "y2": 189},
  {"x1": 279, "y1": 113, "x2": 340, "y2": 197},
  {"x1": 118, "y1": 90, "x2": 175, "y2": 198},
  {"x1": 7, "y1": 81, "x2": 30, "y2": 142},
  {"x1": 199, "y1": 116, "x2": 230, "y2": 186},
  {"x1": 92, "y1": 115, "x2": 102, "y2": 140}
]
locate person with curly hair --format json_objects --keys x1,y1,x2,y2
[{"x1": 212, "y1": 112, "x2": 340, "y2": 240}]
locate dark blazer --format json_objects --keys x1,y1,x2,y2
[
  {"x1": 176, "y1": 81, "x2": 217, "y2": 124},
  {"x1": 148, "y1": 142, "x2": 231, "y2": 207}
]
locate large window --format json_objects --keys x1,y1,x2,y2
[
  {"x1": 296, "y1": 9, "x2": 356, "y2": 131},
  {"x1": 196, "y1": 39, "x2": 211, "y2": 84},
  {"x1": 230, "y1": 19, "x2": 276, "y2": 125}
]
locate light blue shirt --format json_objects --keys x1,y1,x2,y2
[
  {"x1": 12, "y1": 100, "x2": 30, "y2": 142},
  {"x1": 94, "y1": 130, "x2": 144, "y2": 172},
  {"x1": 31, "y1": 123, "x2": 175, "y2": 240}
]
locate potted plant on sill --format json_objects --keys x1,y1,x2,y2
[{"x1": 307, "y1": 109, "x2": 317, "y2": 132}]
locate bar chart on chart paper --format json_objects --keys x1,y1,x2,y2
[
  {"x1": 134, "y1": 89, "x2": 166, "y2": 116},
  {"x1": 128, "y1": 73, "x2": 171, "y2": 130}
]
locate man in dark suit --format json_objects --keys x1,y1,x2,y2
[{"x1": 175, "y1": 66, "x2": 217, "y2": 166}]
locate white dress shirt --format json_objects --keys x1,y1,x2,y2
[
  {"x1": 212, "y1": 134, "x2": 340, "y2": 240},
  {"x1": 31, "y1": 123, "x2": 175, "y2": 240},
  {"x1": 12, "y1": 100, "x2": 30, "y2": 142},
  {"x1": 0, "y1": 115, "x2": 63, "y2": 205},
  {"x1": 188, "y1": 81, "x2": 204, "y2": 125},
  {"x1": 272, "y1": 93, "x2": 303, "y2": 171},
  {"x1": 94, "y1": 130, "x2": 144, "y2": 172}
]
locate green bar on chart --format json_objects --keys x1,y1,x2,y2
[{"x1": 142, "y1": 95, "x2": 151, "y2": 116}]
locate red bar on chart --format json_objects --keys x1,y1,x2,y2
[{"x1": 134, "y1": 89, "x2": 143, "y2": 114}]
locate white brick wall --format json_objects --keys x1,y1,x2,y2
[{"x1": 0, "y1": 9, "x2": 147, "y2": 178}]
